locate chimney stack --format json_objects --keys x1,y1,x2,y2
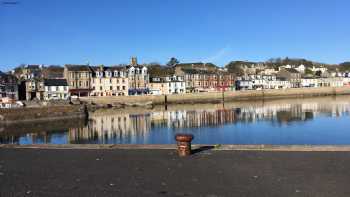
[{"x1": 131, "y1": 57, "x2": 138, "y2": 66}]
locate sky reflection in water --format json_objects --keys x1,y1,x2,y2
[{"x1": 1, "y1": 96, "x2": 350, "y2": 145}]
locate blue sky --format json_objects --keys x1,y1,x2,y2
[{"x1": 0, "y1": 0, "x2": 349, "y2": 71}]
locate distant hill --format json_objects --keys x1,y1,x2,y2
[
  {"x1": 339, "y1": 62, "x2": 350, "y2": 72},
  {"x1": 147, "y1": 64, "x2": 175, "y2": 77},
  {"x1": 225, "y1": 57, "x2": 338, "y2": 74}
]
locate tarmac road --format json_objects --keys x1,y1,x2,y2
[{"x1": 1, "y1": 148, "x2": 350, "y2": 197}]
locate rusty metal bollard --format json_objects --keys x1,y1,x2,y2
[{"x1": 175, "y1": 134, "x2": 194, "y2": 157}]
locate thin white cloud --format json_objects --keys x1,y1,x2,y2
[{"x1": 202, "y1": 45, "x2": 232, "y2": 64}]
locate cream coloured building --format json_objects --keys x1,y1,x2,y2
[
  {"x1": 64, "y1": 65, "x2": 93, "y2": 97},
  {"x1": 68, "y1": 112, "x2": 151, "y2": 143},
  {"x1": 126, "y1": 57, "x2": 149, "y2": 95},
  {"x1": 90, "y1": 66, "x2": 129, "y2": 96}
]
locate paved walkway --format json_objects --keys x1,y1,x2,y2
[{"x1": 1, "y1": 148, "x2": 350, "y2": 197}]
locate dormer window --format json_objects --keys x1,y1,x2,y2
[
  {"x1": 142, "y1": 67, "x2": 147, "y2": 75},
  {"x1": 129, "y1": 68, "x2": 134, "y2": 75}
]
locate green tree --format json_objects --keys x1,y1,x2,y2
[
  {"x1": 305, "y1": 68, "x2": 313, "y2": 75},
  {"x1": 225, "y1": 61, "x2": 245, "y2": 76},
  {"x1": 339, "y1": 62, "x2": 350, "y2": 72},
  {"x1": 166, "y1": 57, "x2": 179, "y2": 67},
  {"x1": 315, "y1": 70, "x2": 322, "y2": 77}
]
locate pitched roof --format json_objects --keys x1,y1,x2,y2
[
  {"x1": 90, "y1": 66, "x2": 127, "y2": 73},
  {"x1": 105, "y1": 66, "x2": 127, "y2": 72},
  {"x1": 175, "y1": 62, "x2": 205, "y2": 67},
  {"x1": 42, "y1": 66, "x2": 64, "y2": 79},
  {"x1": 26, "y1": 65, "x2": 40, "y2": 69},
  {"x1": 181, "y1": 68, "x2": 216, "y2": 75},
  {"x1": 44, "y1": 79, "x2": 68, "y2": 86},
  {"x1": 0, "y1": 72, "x2": 17, "y2": 83},
  {"x1": 65, "y1": 65, "x2": 92, "y2": 72},
  {"x1": 284, "y1": 68, "x2": 300, "y2": 73},
  {"x1": 126, "y1": 64, "x2": 145, "y2": 69}
]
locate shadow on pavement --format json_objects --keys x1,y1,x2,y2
[{"x1": 191, "y1": 146, "x2": 215, "y2": 154}]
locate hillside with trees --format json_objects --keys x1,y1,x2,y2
[
  {"x1": 147, "y1": 63, "x2": 175, "y2": 77},
  {"x1": 225, "y1": 61, "x2": 245, "y2": 75},
  {"x1": 339, "y1": 62, "x2": 350, "y2": 72}
]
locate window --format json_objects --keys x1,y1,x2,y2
[
  {"x1": 100, "y1": 86, "x2": 102, "y2": 90},
  {"x1": 110, "y1": 86, "x2": 112, "y2": 90},
  {"x1": 122, "y1": 86, "x2": 125, "y2": 90}
]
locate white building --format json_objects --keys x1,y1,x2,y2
[
  {"x1": 301, "y1": 77, "x2": 344, "y2": 88},
  {"x1": 148, "y1": 75, "x2": 186, "y2": 95},
  {"x1": 343, "y1": 77, "x2": 350, "y2": 86},
  {"x1": 301, "y1": 78, "x2": 319, "y2": 87},
  {"x1": 260, "y1": 68, "x2": 278, "y2": 75},
  {"x1": 295, "y1": 65, "x2": 305, "y2": 74},
  {"x1": 43, "y1": 79, "x2": 69, "y2": 100},
  {"x1": 268, "y1": 79, "x2": 291, "y2": 89},
  {"x1": 236, "y1": 75, "x2": 291, "y2": 90},
  {"x1": 321, "y1": 77, "x2": 343, "y2": 87},
  {"x1": 311, "y1": 66, "x2": 327, "y2": 73},
  {"x1": 279, "y1": 65, "x2": 293, "y2": 71}
]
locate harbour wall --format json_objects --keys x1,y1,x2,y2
[
  {"x1": 0, "y1": 105, "x2": 87, "y2": 124},
  {"x1": 1, "y1": 87, "x2": 350, "y2": 123},
  {"x1": 80, "y1": 86, "x2": 350, "y2": 106}
]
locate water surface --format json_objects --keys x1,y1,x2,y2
[{"x1": 1, "y1": 96, "x2": 350, "y2": 145}]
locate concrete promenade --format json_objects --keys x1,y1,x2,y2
[{"x1": 1, "y1": 145, "x2": 350, "y2": 197}]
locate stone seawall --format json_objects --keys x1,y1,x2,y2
[
  {"x1": 0, "y1": 105, "x2": 87, "y2": 124},
  {"x1": 80, "y1": 86, "x2": 350, "y2": 106}
]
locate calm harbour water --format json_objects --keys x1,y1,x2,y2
[{"x1": 1, "y1": 96, "x2": 350, "y2": 145}]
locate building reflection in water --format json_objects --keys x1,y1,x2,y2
[
  {"x1": 69, "y1": 113, "x2": 151, "y2": 144},
  {"x1": 66, "y1": 101, "x2": 350, "y2": 144},
  {"x1": 1, "y1": 99, "x2": 350, "y2": 144}
]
